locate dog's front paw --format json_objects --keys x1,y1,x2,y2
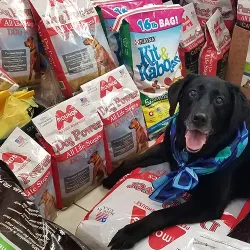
[
  {"x1": 103, "y1": 176, "x2": 117, "y2": 190},
  {"x1": 108, "y1": 224, "x2": 144, "y2": 250}
]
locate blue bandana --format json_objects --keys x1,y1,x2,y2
[{"x1": 149, "y1": 116, "x2": 249, "y2": 203}]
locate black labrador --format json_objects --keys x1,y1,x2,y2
[{"x1": 103, "y1": 74, "x2": 250, "y2": 250}]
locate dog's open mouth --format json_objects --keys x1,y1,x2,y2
[{"x1": 185, "y1": 130, "x2": 208, "y2": 153}]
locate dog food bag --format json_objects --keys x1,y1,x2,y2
[
  {"x1": 0, "y1": 0, "x2": 41, "y2": 88},
  {"x1": 113, "y1": 5, "x2": 184, "y2": 138},
  {"x1": 81, "y1": 65, "x2": 148, "y2": 173},
  {"x1": 199, "y1": 10, "x2": 231, "y2": 79},
  {"x1": 95, "y1": 0, "x2": 162, "y2": 66},
  {"x1": 76, "y1": 163, "x2": 250, "y2": 250},
  {"x1": 29, "y1": 0, "x2": 116, "y2": 98},
  {"x1": 0, "y1": 127, "x2": 57, "y2": 221},
  {"x1": 237, "y1": 0, "x2": 250, "y2": 30},
  {"x1": 183, "y1": 0, "x2": 235, "y2": 32},
  {"x1": 179, "y1": 3, "x2": 205, "y2": 76},
  {"x1": 32, "y1": 93, "x2": 106, "y2": 209},
  {"x1": 241, "y1": 40, "x2": 250, "y2": 88},
  {"x1": 0, "y1": 68, "x2": 19, "y2": 92}
]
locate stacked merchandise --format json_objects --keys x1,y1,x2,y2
[{"x1": 0, "y1": 0, "x2": 250, "y2": 249}]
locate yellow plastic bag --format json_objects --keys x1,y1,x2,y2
[{"x1": 0, "y1": 90, "x2": 38, "y2": 139}]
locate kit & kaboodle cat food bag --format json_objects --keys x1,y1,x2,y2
[
  {"x1": 29, "y1": 0, "x2": 116, "y2": 97},
  {"x1": 113, "y1": 5, "x2": 184, "y2": 138},
  {"x1": 183, "y1": 0, "x2": 236, "y2": 32},
  {"x1": 81, "y1": 65, "x2": 148, "y2": 173},
  {"x1": 33, "y1": 93, "x2": 106, "y2": 209},
  {"x1": 0, "y1": 0, "x2": 41, "y2": 88},
  {"x1": 76, "y1": 163, "x2": 250, "y2": 249},
  {"x1": 95, "y1": 0, "x2": 162, "y2": 66},
  {"x1": 199, "y1": 9, "x2": 231, "y2": 79},
  {"x1": 0, "y1": 127, "x2": 57, "y2": 221},
  {"x1": 179, "y1": 3, "x2": 205, "y2": 76}
]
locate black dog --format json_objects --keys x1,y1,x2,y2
[{"x1": 103, "y1": 74, "x2": 250, "y2": 250}]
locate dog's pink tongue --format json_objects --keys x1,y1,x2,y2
[{"x1": 185, "y1": 130, "x2": 207, "y2": 151}]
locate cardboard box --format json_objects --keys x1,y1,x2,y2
[{"x1": 226, "y1": 25, "x2": 250, "y2": 98}]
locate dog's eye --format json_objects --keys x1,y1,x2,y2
[
  {"x1": 215, "y1": 97, "x2": 224, "y2": 105},
  {"x1": 189, "y1": 90, "x2": 197, "y2": 98}
]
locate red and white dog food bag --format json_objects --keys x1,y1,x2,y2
[
  {"x1": 32, "y1": 93, "x2": 106, "y2": 209},
  {"x1": 179, "y1": 3, "x2": 205, "y2": 76},
  {"x1": 76, "y1": 163, "x2": 250, "y2": 249},
  {"x1": 81, "y1": 65, "x2": 148, "y2": 173},
  {"x1": 29, "y1": 0, "x2": 116, "y2": 97},
  {"x1": 0, "y1": 0, "x2": 41, "y2": 88},
  {"x1": 0, "y1": 127, "x2": 57, "y2": 221},
  {"x1": 183, "y1": 0, "x2": 235, "y2": 32},
  {"x1": 237, "y1": 0, "x2": 250, "y2": 30},
  {"x1": 199, "y1": 10, "x2": 231, "y2": 79}
]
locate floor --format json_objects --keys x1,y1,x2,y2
[{"x1": 54, "y1": 186, "x2": 109, "y2": 234}]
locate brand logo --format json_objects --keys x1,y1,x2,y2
[
  {"x1": 100, "y1": 76, "x2": 123, "y2": 98},
  {"x1": 182, "y1": 15, "x2": 193, "y2": 32},
  {"x1": 2, "y1": 153, "x2": 28, "y2": 171},
  {"x1": 49, "y1": 0, "x2": 64, "y2": 7},
  {"x1": 130, "y1": 206, "x2": 147, "y2": 224},
  {"x1": 56, "y1": 105, "x2": 84, "y2": 130},
  {"x1": 113, "y1": 6, "x2": 128, "y2": 15},
  {"x1": 148, "y1": 226, "x2": 186, "y2": 249},
  {"x1": 214, "y1": 21, "x2": 223, "y2": 38}
]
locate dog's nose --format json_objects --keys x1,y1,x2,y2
[{"x1": 193, "y1": 113, "x2": 208, "y2": 126}]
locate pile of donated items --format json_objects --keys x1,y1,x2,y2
[{"x1": 1, "y1": 0, "x2": 250, "y2": 249}]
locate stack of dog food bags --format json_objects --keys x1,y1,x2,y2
[
  {"x1": 0, "y1": 127, "x2": 57, "y2": 221},
  {"x1": 237, "y1": 0, "x2": 250, "y2": 30},
  {"x1": 179, "y1": 3, "x2": 205, "y2": 76},
  {"x1": 29, "y1": 0, "x2": 116, "y2": 97},
  {"x1": 113, "y1": 5, "x2": 184, "y2": 139},
  {"x1": 199, "y1": 10, "x2": 231, "y2": 79},
  {"x1": 32, "y1": 93, "x2": 107, "y2": 209},
  {"x1": 95, "y1": 0, "x2": 162, "y2": 66},
  {"x1": 76, "y1": 163, "x2": 250, "y2": 249},
  {"x1": 81, "y1": 65, "x2": 148, "y2": 173},
  {"x1": 0, "y1": 0, "x2": 42, "y2": 88},
  {"x1": 183, "y1": 0, "x2": 236, "y2": 32}
]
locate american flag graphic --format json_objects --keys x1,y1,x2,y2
[
  {"x1": 15, "y1": 136, "x2": 25, "y2": 144},
  {"x1": 95, "y1": 211, "x2": 109, "y2": 222}
]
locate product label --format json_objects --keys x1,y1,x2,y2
[
  {"x1": 0, "y1": 128, "x2": 57, "y2": 221},
  {"x1": 0, "y1": 0, "x2": 41, "y2": 87},
  {"x1": 81, "y1": 65, "x2": 148, "y2": 172},
  {"x1": 33, "y1": 93, "x2": 106, "y2": 207}
]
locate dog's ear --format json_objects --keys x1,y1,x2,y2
[
  {"x1": 229, "y1": 84, "x2": 249, "y2": 131},
  {"x1": 168, "y1": 74, "x2": 197, "y2": 116}
]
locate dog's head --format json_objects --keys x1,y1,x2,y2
[
  {"x1": 24, "y1": 36, "x2": 35, "y2": 48},
  {"x1": 168, "y1": 74, "x2": 249, "y2": 154},
  {"x1": 39, "y1": 190, "x2": 50, "y2": 206},
  {"x1": 83, "y1": 36, "x2": 97, "y2": 46},
  {"x1": 129, "y1": 118, "x2": 140, "y2": 130},
  {"x1": 88, "y1": 151, "x2": 100, "y2": 164}
]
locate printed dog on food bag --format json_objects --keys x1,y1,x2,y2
[
  {"x1": 39, "y1": 190, "x2": 56, "y2": 220},
  {"x1": 24, "y1": 36, "x2": 41, "y2": 81},
  {"x1": 88, "y1": 151, "x2": 106, "y2": 184},
  {"x1": 129, "y1": 118, "x2": 148, "y2": 153},
  {"x1": 83, "y1": 36, "x2": 116, "y2": 76},
  {"x1": 104, "y1": 74, "x2": 250, "y2": 250}
]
